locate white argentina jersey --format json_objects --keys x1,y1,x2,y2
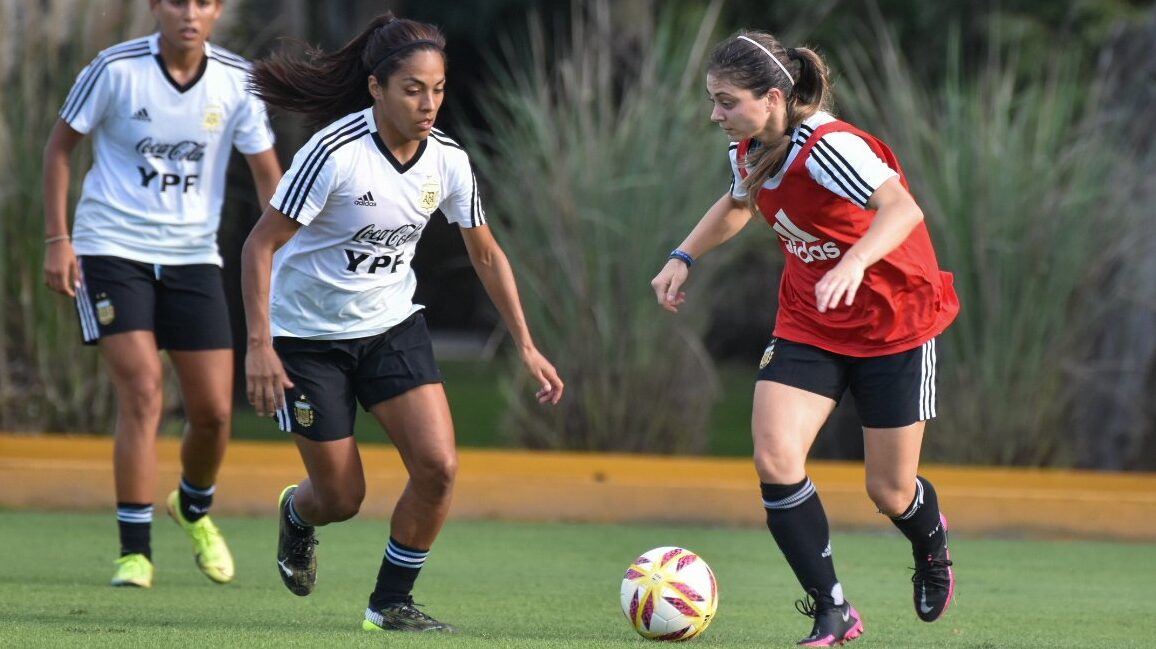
[
  {"x1": 269, "y1": 107, "x2": 486, "y2": 340},
  {"x1": 60, "y1": 34, "x2": 275, "y2": 266}
]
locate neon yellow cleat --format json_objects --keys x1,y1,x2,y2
[
  {"x1": 111, "y1": 553, "x2": 154, "y2": 588},
  {"x1": 166, "y1": 489, "x2": 235, "y2": 584}
]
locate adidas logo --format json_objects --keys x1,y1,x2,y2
[
  {"x1": 131, "y1": 107, "x2": 151, "y2": 122},
  {"x1": 353, "y1": 191, "x2": 377, "y2": 207}
]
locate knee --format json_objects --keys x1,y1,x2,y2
[
  {"x1": 412, "y1": 453, "x2": 457, "y2": 500},
  {"x1": 116, "y1": 375, "x2": 165, "y2": 417},
  {"x1": 753, "y1": 451, "x2": 804, "y2": 485},
  {"x1": 865, "y1": 478, "x2": 914, "y2": 517},
  {"x1": 185, "y1": 407, "x2": 230, "y2": 437},
  {"x1": 313, "y1": 482, "x2": 365, "y2": 523}
]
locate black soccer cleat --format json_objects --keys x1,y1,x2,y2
[
  {"x1": 795, "y1": 592, "x2": 864, "y2": 647},
  {"x1": 276, "y1": 485, "x2": 318, "y2": 596},
  {"x1": 912, "y1": 513, "x2": 955, "y2": 622},
  {"x1": 362, "y1": 598, "x2": 456, "y2": 633}
]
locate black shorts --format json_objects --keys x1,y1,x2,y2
[
  {"x1": 74, "y1": 255, "x2": 232, "y2": 351},
  {"x1": 755, "y1": 337, "x2": 939, "y2": 428},
  {"x1": 273, "y1": 312, "x2": 443, "y2": 441}
]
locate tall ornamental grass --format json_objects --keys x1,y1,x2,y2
[
  {"x1": 835, "y1": 27, "x2": 1138, "y2": 465},
  {"x1": 465, "y1": 1, "x2": 733, "y2": 452}
]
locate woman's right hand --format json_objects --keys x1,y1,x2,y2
[
  {"x1": 650, "y1": 259, "x2": 690, "y2": 313},
  {"x1": 43, "y1": 240, "x2": 79, "y2": 297},
  {"x1": 245, "y1": 342, "x2": 295, "y2": 417}
]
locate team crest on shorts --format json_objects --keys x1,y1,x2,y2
[
  {"x1": 759, "y1": 346, "x2": 774, "y2": 369},
  {"x1": 293, "y1": 396, "x2": 314, "y2": 428},
  {"x1": 95, "y1": 293, "x2": 115, "y2": 326},
  {"x1": 418, "y1": 175, "x2": 441, "y2": 215},
  {"x1": 202, "y1": 101, "x2": 224, "y2": 133}
]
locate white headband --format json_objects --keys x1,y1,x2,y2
[{"x1": 737, "y1": 35, "x2": 794, "y2": 87}]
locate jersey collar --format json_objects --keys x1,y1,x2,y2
[
  {"x1": 364, "y1": 108, "x2": 428, "y2": 174},
  {"x1": 149, "y1": 33, "x2": 209, "y2": 94}
]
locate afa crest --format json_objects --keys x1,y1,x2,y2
[
  {"x1": 293, "y1": 396, "x2": 314, "y2": 427},
  {"x1": 95, "y1": 293, "x2": 115, "y2": 325},
  {"x1": 758, "y1": 346, "x2": 774, "y2": 370},
  {"x1": 418, "y1": 175, "x2": 441, "y2": 215},
  {"x1": 202, "y1": 101, "x2": 224, "y2": 133}
]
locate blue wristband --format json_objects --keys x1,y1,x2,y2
[{"x1": 668, "y1": 249, "x2": 695, "y2": 267}]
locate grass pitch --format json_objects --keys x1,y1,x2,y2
[{"x1": 1, "y1": 511, "x2": 1151, "y2": 648}]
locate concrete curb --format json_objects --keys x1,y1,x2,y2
[{"x1": 2, "y1": 433, "x2": 1154, "y2": 541}]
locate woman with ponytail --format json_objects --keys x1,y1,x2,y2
[
  {"x1": 242, "y1": 14, "x2": 563, "y2": 633},
  {"x1": 651, "y1": 31, "x2": 959, "y2": 646}
]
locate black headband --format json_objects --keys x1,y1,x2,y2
[{"x1": 370, "y1": 39, "x2": 442, "y2": 73}]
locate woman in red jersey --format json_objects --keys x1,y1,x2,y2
[{"x1": 651, "y1": 31, "x2": 959, "y2": 647}]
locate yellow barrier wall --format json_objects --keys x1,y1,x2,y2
[{"x1": 2, "y1": 433, "x2": 1155, "y2": 541}]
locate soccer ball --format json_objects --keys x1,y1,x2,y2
[{"x1": 620, "y1": 546, "x2": 718, "y2": 641}]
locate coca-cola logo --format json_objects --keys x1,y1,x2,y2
[
  {"x1": 135, "y1": 137, "x2": 206, "y2": 161},
  {"x1": 351, "y1": 223, "x2": 423, "y2": 248}
]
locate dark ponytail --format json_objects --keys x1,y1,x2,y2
[
  {"x1": 250, "y1": 13, "x2": 446, "y2": 130},
  {"x1": 707, "y1": 32, "x2": 832, "y2": 211}
]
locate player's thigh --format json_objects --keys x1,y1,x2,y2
[
  {"x1": 367, "y1": 383, "x2": 457, "y2": 481},
  {"x1": 863, "y1": 421, "x2": 926, "y2": 515},
  {"x1": 753, "y1": 338, "x2": 845, "y2": 483},
  {"x1": 752, "y1": 381, "x2": 838, "y2": 483},
  {"x1": 356, "y1": 313, "x2": 454, "y2": 474},
  {"x1": 168, "y1": 348, "x2": 234, "y2": 424},
  {"x1": 294, "y1": 434, "x2": 367, "y2": 505},
  {"x1": 98, "y1": 330, "x2": 164, "y2": 405}
]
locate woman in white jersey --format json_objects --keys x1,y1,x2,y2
[
  {"x1": 41, "y1": 0, "x2": 281, "y2": 589},
  {"x1": 651, "y1": 31, "x2": 958, "y2": 647},
  {"x1": 242, "y1": 13, "x2": 563, "y2": 633}
]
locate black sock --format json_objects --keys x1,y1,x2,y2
[
  {"x1": 368, "y1": 537, "x2": 429, "y2": 610},
  {"x1": 116, "y1": 502, "x2": 152, "y2": 560},
  {"x1": 889, "y1": 476, "x2": 945, "y2": 556},
  {"x1": 761, "y1": 479, "x2": 842, "y2": 608},
  {"x1": 178, "y1": 477, "x2": 214, "y2": 523}
]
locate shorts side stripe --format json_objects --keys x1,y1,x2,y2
[
  {"x1": 74, "y1": 268, "x2": 100, "y2": 342},
  {"x1": 919, "y1": 338, "x2": 937, "y2": 420},
  {"x1": 275, "y1": 401, "x2": 291, "y2": 433}
]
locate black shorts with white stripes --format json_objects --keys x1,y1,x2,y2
[
  {"x1": 756, "y1": 336, "x2": 939, "y2": 428},
  {"x1": 272, "y1": 312, "x2": 443, "y2": 441},
  {"x1": 74, "y1": 255, "x2": 232, "y2": 350}
]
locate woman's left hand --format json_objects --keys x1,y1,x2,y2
[
  {"x1": 521, "y1": 347, "x2": 565, "y2": 405},
  {"x1": 814, "y1": 252, "x2": 868, "y2": 313}
]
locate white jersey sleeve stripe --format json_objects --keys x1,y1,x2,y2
[
  {"x1": 810, "y1": 138, "x2": 875, "y2": 206},
  {"x1": 278, "y1": 117, "x2": 367, "y2": 218},
  {"x1": 60, "y1": 44, "x2": 151, "y2": 123}
]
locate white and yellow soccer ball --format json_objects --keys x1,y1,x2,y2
[{"x1": 620, "y1": 546, "x2": 718, "y2": 641}]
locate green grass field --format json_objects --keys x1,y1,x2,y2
[{"x1": 1, "y1": 511, "x2": 1152, "y2": 648}]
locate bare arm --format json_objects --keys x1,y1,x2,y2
[
  {"x1": 460, "y1": 224, "x2": 564, "y2": 405},
  {"x1": 814, "y1": 176, "x2": 924, "y2": 312},
  {"x1": 243, "y1": 148, "x2": 282, "y2": 207},
  {"x1": 240, "y1": 207, "x2": 301, "y2": 416},
  {"x1": 42, "y1": 119, "x2": 85, "y2": 296},
  {"x1": 650, "y1": 192, "x2": 756, "y2": 313}
]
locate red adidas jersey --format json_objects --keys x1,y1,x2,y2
[{"x1": 737, "y1": 120, "x2": 959, "y2": 357}]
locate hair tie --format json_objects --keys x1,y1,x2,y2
[
  {"x1": 737, "y1": 35, "x2": 794, "y2": 87},
  {"x1": 786, "y1": 47, "x2": 799, "y2": 60},
  {"x1": 369, "y1": 39, "x2": 441, "y2": 73}
]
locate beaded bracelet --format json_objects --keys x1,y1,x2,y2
[
  {"x1": 668, "y1": 249, "x2": 695, "y2": 267},
  {"x1": 45, "y1": 235, "x2": 71, "y2": 245}
]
